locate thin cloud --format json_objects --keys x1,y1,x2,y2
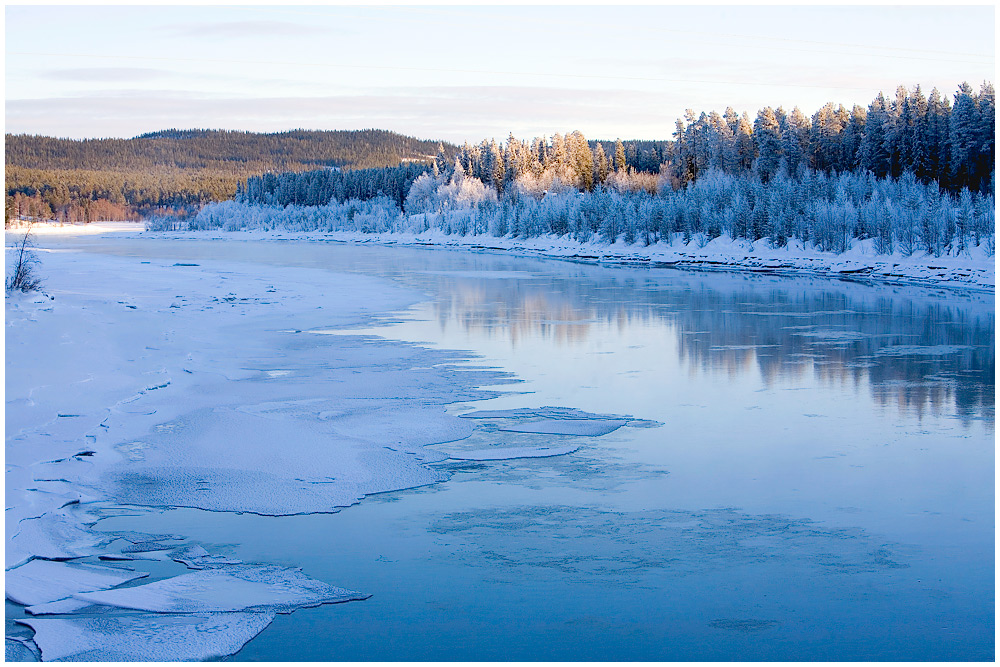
[
  {"x1": 41, "y1": 67, "x2": 168, "y2": 83},
  {"x1": 165, "y1": 20, "x2": 329, "y2": 39},
  {"x1": 4, "y1": 87, "x2": 680, "y2": 142}
]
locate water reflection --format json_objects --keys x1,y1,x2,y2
[{"x1": 417, "y1": 270, "x2": 994, "y2": 426}]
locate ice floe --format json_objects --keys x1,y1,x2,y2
[
  {"x1": 73, "y1": 564, "x2": 369, "y2": 613},
  {"x1": 6, "y1": 559, "x2": 148, "y2": 607},
  {"x1": 459, "y1": 406, "x2": 662, "y2": 432},
  {"x1": 875, "y1": 344, "x2": 975, "y2": 356},
  {"x1": 98, "y1": 406, "x2": 451, "y2": 515},
  {"x1": 18, "y1": 612, "x2": 275, "y2": 662}
]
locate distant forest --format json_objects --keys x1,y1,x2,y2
[{"x1": 5, "y1": 129, "x2": 455, "y2": 222}]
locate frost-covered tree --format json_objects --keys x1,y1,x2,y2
[
  {"x1": 614, "y1": 139, "x2": 627, "y2": 173},
  {"x1": 753, "y1": 107, "x2": 782, "y2": 181}
]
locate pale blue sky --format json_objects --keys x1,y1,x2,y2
[{"x1": 5, "y1": 4, "x2": 995, "y2": 143}]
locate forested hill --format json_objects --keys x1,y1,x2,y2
[
  {"x1": 6, "y1": 129, "x2": 453, "y2": 173},
  {"x1": 5, "y1": 129, "x2": 456, "y2": 222}
]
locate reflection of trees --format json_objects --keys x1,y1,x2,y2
[
  {"x1": 421, "y1": 269, "x2": 993, "y2": 426},
  {"x1": 433, "y1": 284, "x2": 599, "y2": 347}
]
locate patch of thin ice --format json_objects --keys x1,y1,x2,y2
[
  {"x1": 18, "y1": 612, "x2": 275, "y2": 662},
  {"x1": 875, "y1": 345, "x2": 975, "y2": 356},
  {"x1": 100, "y1": 407, "x2": 451, "y2": 515},
  {"x1": 446, "y1": 445, "x2": 580, "y2": 461},
  {"x1": 460, "y1": 406, "x2": 617, "y2": 420},
  {"x1": 418, "y1": 270, "x2": 537, "y2": 279},
  {"x1": 498, "y1": 419, "x2": 627, "y2": 437}
]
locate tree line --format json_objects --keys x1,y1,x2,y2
[
  {"x1": 236, "y1": 163, "x2": 433, "y2": 211},
  {"x1": 670, "y1": 82, "x2": 993, "y2": 194},
  {"x1": 185, "y1": 167, "x2": 995, "y2": 260}
]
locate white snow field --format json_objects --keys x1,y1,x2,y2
[{"x1": 6, "y1": 230, "x2": 653, "y2": 660}]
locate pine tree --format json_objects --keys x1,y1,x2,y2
[
  {"x1": 594, "y1": 142, "x2": 611, "y2": 184},
  {"x1": 782, "y1": 107, "x2": 810, "y2": 174},
  {"x1": 568, "y1": 131, "x2": 594, "y2": 191},
  {"x1": 974, "y1": 82, "x2": 995, "y2": 193},
  {"x1": 949, "y1": 82, "x2": 980, "y2": 191},
  {"x1": 859, "y1": 92, "x2": 890, "y2": 177},
  {"x1": 753, "y1": 107, "x2": 782, "y2": 181},
  {"x1": 614, "y1": 139, "x2": 627, "y2": 173},
  {"x1": 736, "y1": 113, "x2": 756, "y2": 171}
]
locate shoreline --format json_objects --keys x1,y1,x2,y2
[{"x1": 25, "y1": 222, "x2": 992, "y2": 293}]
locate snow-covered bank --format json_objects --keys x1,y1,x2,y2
[{"x1": 134, "y1": 226, "x2": 995, "y2": 292}]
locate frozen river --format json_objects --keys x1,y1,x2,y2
[{"x1": 15, "y1": 236, "x2": 995, "y2": 661}]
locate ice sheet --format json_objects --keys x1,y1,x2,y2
[
  {"x1": 18, "y1": 612, "x2": 275, "y2": 662},
  {"x1": 73, "y1": 564, "x2": 369, "y2": 613},
  {"x1": 6, "y1": 559, "x2": 148, "y2": 606}
]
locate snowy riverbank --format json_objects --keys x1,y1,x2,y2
[{"x1": 15, "y1": 222, "x2": 996, "y2": 291}]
